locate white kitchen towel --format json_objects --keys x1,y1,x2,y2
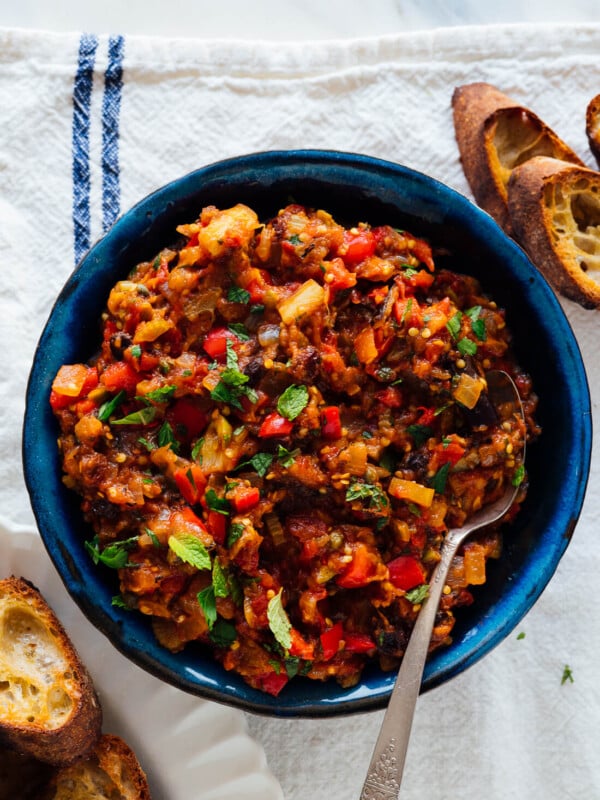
[{"x1": 1, "y1": 21, "x2": 599, "y2": 800}]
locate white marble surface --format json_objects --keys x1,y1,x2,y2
[{"x1": 1, "y1": 0, "x2": 599, "y2": 38}]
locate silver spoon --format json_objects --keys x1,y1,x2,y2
[{"x1": 360, "y1": 370, "x2": 525, "y2": 800}]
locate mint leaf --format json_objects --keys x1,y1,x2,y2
[
  {"x1": 227, "y1": 522, "x2": 245, "y2": 548},
  {"x1": 205, "y1": 488, "x2": 230, "y2": 515},
  {"x1": 144, "y1": 384, "x2": 177, "y2": 403},
  {"x1": 277, "y1": 384, "x2": 308, "y2": 421},
  {"x1": 98, "y1": 390, "x2": 126, "y2": 422},
  {"x1": 209, "y1": 619, "x2": 237, "y2": 647},
  {"x1": 168, "y1": 534, "x2": 211, "y2": 570},
  {"x1": 446, "y1": 311, "x2": 462, "y2": 340},
  {"x1": 197, "y1": 585, "x2": 217, "y2": 630},
  {"x1": 405, "y1": 584, "x2": 429, "y2": 604},
  {"x1": 228, "y1": 323, "x2": 250, "y2": 341},
  {"x1": 457, "y1": 337, "x2": 477, "y2": 356},
  {"x1": 112, "y1": 406, "x2": 157, "y2": 426},
  {"x1": 212, "y1": 558, "x2": 230, "y2": 598},
  {"x1": 430, "y1": 462, "x2": 451, "y2": 494},
  {"x1": 267, "y1": 588, "x2": 292, "y2": 650}
]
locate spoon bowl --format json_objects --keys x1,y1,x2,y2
[{"x1": 361, "y1": 370, "x2": 525, "y2": 799}]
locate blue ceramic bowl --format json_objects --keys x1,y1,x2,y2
[{"x1": 23, "y1": 150, "x2": 591, "y2": 716}]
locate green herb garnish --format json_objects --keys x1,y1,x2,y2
[
  {"x1": 277, "y1": 384, "x2": 309, "y2": 421},
  {"x1": 168, "y1": 534, "x2": 211, "y2": 571},
  {"x1": 197, "y1": 586, "x2": 218, "y2": 630},
  {"x1": 227, "y1": 286, "x2": 251, "y2": 304},
  {"x1": 98, "y1": 390, "x2": 126, "y2": 422},
  {"x1": 267, "y1": 588, "x2": 292, "y2": 650},
  {"x1": 112, "y1": 406, "x2": 157, "y2": 426},
  {"x1": 144, "y1": 384, "x2": 177, "y2": 403},
  {"x1": 85, "y1": 535, "x2": 139, "y2": 569},
  {"x1": 345, "y1": 481, "x2": 389, "y2": 509},
  {"x1": 405, "y1": 584, "x2": 429, "y2": 604},
  {"x1": 205, "y1": 488, "x2": 230, "y2": 516},
  {"x1": 430, "y1": 462, "x2": 451, "y2": 494}
]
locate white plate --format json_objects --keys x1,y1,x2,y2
[{"x1": 0, "y1": 519, "x2": 283, "y2": 800}]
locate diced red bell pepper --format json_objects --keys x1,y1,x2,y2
[
  {"x1": 320, "y1": 406, "x2": 342, "y2": 439},
  {"x1": 337, "y1": 543, "x2": 378, "y2": 589},
  {"x1": 387, "y1": 555, "x2": 426, "y2": 591},
  {"x1": 139, "y1": 352, "x2": 160, "y2": 372},
  {"x1": 289, "y1": 629, "x2": 315, "y2": 660},
  {"x1": 168, "y1": 398, "x2": 208, "y2": 440},
  {"x1": 344, "y1": 632, "x2": 376, "y2": 654},
  {"x1": 207, "y1": 509, "x2": 227, "y2": 545},
  {"x1": 259, "y1": 671, "x2": 289, "y2": 697},
  {"x1": 231, "y1": 486, "x2": 260, "y2": 514},
  {"x1": 405, "y1": 269, "x2": 435, "y2": 291},
  {"x1": 320, "y1": 621, "x2": 344, "y2": 661},
  {"x1": 416, "y1": 406, "x2": 436, "y2": 427},
  {"x1": 202, "y1": 327, "x2": 239, "y2": 360},
  {"x1": 174, "y1": 465, "x2": 207, "y2": 506},
  {"x1": 435, "y1": 440, "x2": 466, "y2": 467},
  {"x1": 338, "y1": 230, "x2": 376, "y2": 265},
  {"x1": 181, "y1": 505, "x2": 209, "y2": 532},
  {"x1": 258, "y1": 412, "x2": 293, "y2": 438},
  {"x1": 101, "y1": 361, "x2": 139, "y2": 394}
]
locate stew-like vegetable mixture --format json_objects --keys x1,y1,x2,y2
[{"x1": 51, "y1": 203, "x2": 537, "y2": 696}]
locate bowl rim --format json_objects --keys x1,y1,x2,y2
[{"x1": 23, "y1": 148, "x2": 592, "y2": 716}]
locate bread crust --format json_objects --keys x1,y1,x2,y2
[
  {"x1": 0, "y1": 577, "x2": 102, "y2": 765},
  {"x1": 508, "y1": 155, "x2": 600, "y2": 308},
  {"x1": 452, "y1": 82, "x2": 583, "y2": 234},
  {"x1": 46, "y1": 733, "x2": 152, "y2": 800},
  {"x1": 586, "y1": 93, "x2": 600, "y2": 166}
]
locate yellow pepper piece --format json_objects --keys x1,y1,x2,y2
[{"x1": 388, "y1": 477, "x2": 435, "y2": 508}]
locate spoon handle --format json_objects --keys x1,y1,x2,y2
[{"x1": 359, "y1": 534, "x2": 461, "y2": 800}]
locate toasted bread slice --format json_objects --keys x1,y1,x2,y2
[
  {"x1": 586, "y1": 93, "x2": 600, "y2": 166},
  {"x1": 452, "y1": 82, "x2": 583, "y2": 233},
  {"x1": 508, "y1": 155, "x2": 600, "y2": 308},
  {"x1": 45, "y1": 734, "x2": 151, "y2": 800},
  {"x1": 0, "y1": 577, "x2": 102, "y2": 765}
]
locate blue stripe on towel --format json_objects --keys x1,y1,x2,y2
[
  {"x1": 71, "y1": 33, "x2": 99, "y2": 266},
  {"x1": 101, "y1": 35, "x2": 125, "y2": 233}
]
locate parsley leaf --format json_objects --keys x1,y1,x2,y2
[
  {"x1": 512, "y1": 464, "x2": 525, "y2": 487},
  {"x1": 405, "y1": 584, "x2": 429, "y2": 604},
  {"x1": 267, "y1": 588, "x2": 292, "y2": 650},
  {"x1": 345, "y1": 481, "x2": 389, "y2": 509},
  {"x1": 227, "y1": 286, "x2": 250, "y2": 304},
  {"x1": 277, "y1": 384, "x2": 309, "y2": 421},
  {"x1": 143, "y1": 384, "x2": 177, "y2": 403},
  {"x1": 561, "y1": 664, "x2": 574, "y2": 685},
  {"x1": 465, "y1": 305, "x2": 487, "y2": 341},
  {"x1": 227, "y1": 522, "x2": 245, "y2": 548},
  {"x1": 168, "y1": 534, "x2": 211, "y2": 570},
  {"x1": 446, "y1": 311, "x2": 463, "y2": 340},
  {"x1": 157, "y1": 421, "x2": 178, "y2": 451},
  {"x1": 228, "y1": 323, "x2": 250, "y2": 341},
  {"x1": 276, "y1": 444, "x2": 300, "y2": 468},
  {"x1": 85, "y1": 535, "x2": 139, "y2": 569},
  {"x1": 457, "y1": 337, "x2": 478, "y2": 356},
  {"x1": 205, "y1": 488, "x2": 230, "y2": 516}
]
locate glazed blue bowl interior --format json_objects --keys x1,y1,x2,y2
[{"x1": 23, "y1": 150, "x2": 591, "y2": 716}]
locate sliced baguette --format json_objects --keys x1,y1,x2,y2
[
  {"x1": 586, "y1": 93, "x2": 600, "y2": 166},
  {"x1": 452, "y1": 82, "x2": 584, "y2": 233},
  {"x1": 508, "y1": 155, "x2": 600, "y2": 308},
  {"x1": 0, "y1": 577, "x2": 102, "y2": 765},
  {"x1": 45, "y1": 734, "x2": 151, "y2": 800}
]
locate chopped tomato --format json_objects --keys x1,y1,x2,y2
[
  {"x1": 337, "y1": 543, "x2": 379, "y2": 589},
  {"x1": 320, "y1": 406, "x2": 342, "y2": 439},
  {"x1": 258, "y1": 412, "x2": 293, "y2": 438},
  {"x1": 231, "y1": 486, "x2": 260, "y2": 513},
  {"x1": 101, "y1": 361, "x2": 139, "y2": 394},
  {"x1": 344, "y1": 632, "x2": 376, "y2": 654},
  {"x1": 259, "y1": 671, "x2": 289, "y2": 697},
  {"x1": 434, "y1": 440, "x2": 466, "y2": 467},
  {"x1": 338, "y1": 230, "x2": 376, "y2": 265},
  {"x1": 393, "y1": 297, "x2": 423, "y2": 327},
  {"x1": 323, "y1": 257, "x2": 357, "y2": 294},
  {"x1": 168, "y1": 398, "x2": 208, "y2": 440},
  {"x1": 387, "y1": 555, "x2": 426, "y2": 591},
  {"x1": 415, "y1": 406, "x2": 436, "y2": 427},
  {"x1": 173, "y1": 465, "x2": 207, "y2": 506},
  {"x1": 207, "y1": 509, "x2": 227, "y2": 545},
  {"x1": 202, "y1": 327, "x2": 239, "y2": 360},
  {"x1": 50, "y1": 365, "x2": 99, "y2": 411},
  {"x1": 181, "y1": 505, "x2": 208, "y2": 531},
  {"x1": 320, "y1": 621, "x2": 344, "y2": 660}
]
